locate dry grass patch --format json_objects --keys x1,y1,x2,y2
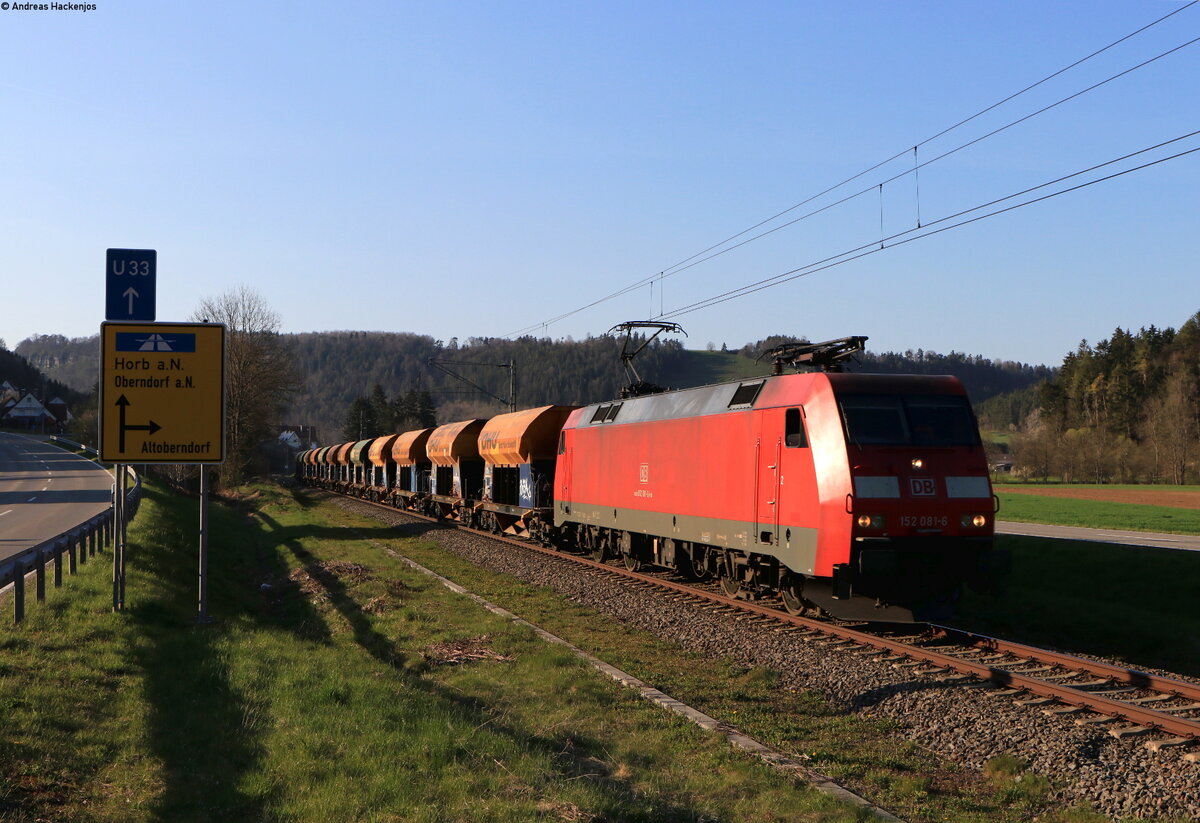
[{"x1": 422, "y1": 634, "x2": 514, "y2": 666}]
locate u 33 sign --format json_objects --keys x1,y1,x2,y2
[{"x1": 105, "y1": 248, "x2": 157, "y2": 322}]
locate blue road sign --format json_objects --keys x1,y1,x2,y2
[{"x1": 105, "y1": 248, "x2": 157, "y2": 322}]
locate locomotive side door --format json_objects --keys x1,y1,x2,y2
[
  {"x1": 555, "y1": 428, "x2": 571, "y2": 526},
  {"x1": 754, "y1": 409, "x2": 783, "y2": 546}
]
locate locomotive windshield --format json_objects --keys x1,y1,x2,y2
[{"x1": 837, "y1": 394, "x2": 981, "y2": 447}]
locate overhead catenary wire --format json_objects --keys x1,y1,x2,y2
[
  {"x1": 653, "y1": 133, "x2": 1200, "y2": 320},
  {"x1": 640, "y1": 31, "x2": 1200, "y2": 285},
  {"x1": 501, "y1": 2, "x2": 1199, "y2": 340},
  {"x1": 650, "y1": 0, "x2": 1199, "y2": 281}
]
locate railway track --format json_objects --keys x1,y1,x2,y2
[{"x1": 321, "y1": 487, "x2": 1200, "y2": 758}]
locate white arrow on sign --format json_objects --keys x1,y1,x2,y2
[{"x1": 123, "y1": 287, "x2": 139, "y2": 315}]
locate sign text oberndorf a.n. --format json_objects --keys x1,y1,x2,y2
[{"x1": 99, "y1": 322, "x2": 226, "y2": 463}]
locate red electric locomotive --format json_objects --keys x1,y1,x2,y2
[
  {"x1": 554, "y1": 339, "x2": 998, "y2": 621},
  {"x1": 297, "y1": 337, "x2": 1000, "y2": 622}
]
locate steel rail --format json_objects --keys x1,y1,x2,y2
[
  {"x1": 320, "y1": 486, "x2": 1200, "y2": 742},
  {"x1": 934, "y1": 627, "x2": 1200, "y2": 703}
]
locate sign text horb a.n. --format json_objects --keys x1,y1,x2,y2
[{"x1": 99, "y1": 322, "x2": 226, "y2": 463}]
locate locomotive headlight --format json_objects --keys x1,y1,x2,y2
[
  {"x1": 961, "y1": 514, "x2": 988, "y2": 528},
  {"x1": 911, "y1": 458, "x2": 924, "y2": 470},
  {"x1": 857, "y1": 514, "x2": 884, "y2": 529}
]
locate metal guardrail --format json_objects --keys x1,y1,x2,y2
[
  {"x1": 48, "y1": 435, "x2": 99, "y2": 458},
  {"x1": 1, "y1": 443, "x2": 142, "y2": 623}
]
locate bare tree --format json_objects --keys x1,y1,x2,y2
[
  {"x1": 191, "y1": 286, "x2": 302, "y2": 484},
  {"x1": 1144, "y1": 370, "x2": 1199, "y2": 485}
]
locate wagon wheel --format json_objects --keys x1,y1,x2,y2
[{"x1": 622, "y1": 552, "x2": 641, "y2": 572}]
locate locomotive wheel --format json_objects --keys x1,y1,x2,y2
[
  {"x1": 779, "y1": 582, "x2": 812, "y2": 617},
  {"x1": 674, "y1": 551, "x2": 699, "y2": 581},
  {"x1": 618, "y1": 532, "x2": 640, "y2": 571},
  {"x1": 719, "y1": 574, "x2": 743, "y2": 599},
  {"x1": 590, "y1": 528, "x2": 608, "y2": 563}
]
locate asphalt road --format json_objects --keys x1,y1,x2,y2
[
  {"x1": 996, "y1": 520, "x2": 1200, "y2": 552},
  {"x1": 0, "y1": 433, "x2": 114, "y2": 565}
]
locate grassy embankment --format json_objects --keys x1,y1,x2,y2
[{"x1": 1, "y1": 478, "x2": 1138, "y2": 823}]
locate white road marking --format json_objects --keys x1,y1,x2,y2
[
  {"x1": 0, "y1": 510, "x2": 11, "y2": 517},
  {"x1": 27, "y1": 497, "x2": 37, "y2": 502}
]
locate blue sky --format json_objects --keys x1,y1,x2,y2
[{"x1": 2, "y1": 0, "x2": 1197, "y2": 367}]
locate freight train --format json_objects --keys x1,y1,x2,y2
[{"x1": 297, "y1": 339, "x2": 1001, "y2": 622}]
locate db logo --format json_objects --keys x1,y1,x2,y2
[{"x1": 909, "y1": 477, "x2": 937, "y2": 496}]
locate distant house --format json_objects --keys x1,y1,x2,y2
[
  {"x1": 2, "y1": 393, "x2": 60, "y2": 431},
  {"x1": 45, "y1": 397, "x2": 73, "y2": 425},
  {"x1": 276, "y1": 424, "x2": 318, "y2": 449}
]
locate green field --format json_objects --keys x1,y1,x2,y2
[
  {"x1": 957, "y1": 533, "x2": 1200, "y2": 678},
  {"x1": 994, "y1": 487, "x2": 1200, "y2": 535}
]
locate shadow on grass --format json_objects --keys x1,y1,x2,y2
[
  {"x1": 954, "y1": 535, "x2": 1200, "y2": 679},
  {"x1": 128, "y1": 483, "x2": 337, "y2": 821},
  {"x1": 255, "y1": 505, "x2": 721, "y2": 821}
]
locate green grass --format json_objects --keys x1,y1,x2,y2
[
  {"x1": 995, "y1": 491, "x2": 1200, "y2": 535},
  {"x1": 4, "y1": 480, "x2": 1192, "y2": 822},
  {"x1": 673, "y1": 350, "x2": 764, "y2": 388},
  {"x1": 982, "y1": 431, "x2": 1014, "y2": 447},
  {"x1": 957, "y1": 534, "x2": 1200, "y2": 677},
  {"x1": 0, "y1": 480, "x2": 875, "y2": 822}
]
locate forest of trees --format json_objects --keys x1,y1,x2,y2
[
  {"x1": 1007, "y1": 314, "x2": 1200, "y2": 484},
  {"x1": 343, "y1": 385, "x2": 437, "y2": 441},
  {"x1": 289, "y1": 331, "x2": 694, "y2": 440}
]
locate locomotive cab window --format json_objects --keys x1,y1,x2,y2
[
  {"x1": 838, "y1": 394, "x2": 981, "y2": 447},
  {"x1": 785, "y1": 407, "x2": 808, "y2": 447}
]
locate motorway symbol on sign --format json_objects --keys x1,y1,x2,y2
[
  {"x1": 99, "y1": 322, "x2": 225, "y2": 463},
  {"x1": 105, "y1": 248, "x2": 157, "y2": 322}
]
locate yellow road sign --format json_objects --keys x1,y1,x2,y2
[{"x1": 99, "y1": 322, "x2": 226, "y2": 463}]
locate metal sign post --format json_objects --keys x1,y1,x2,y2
[
  {"x1": 198, "y1": 467, "x2": 210, "y2": 623},
  {"x1": 112, "y1": 465, "x2": 121, "y2": 611},
  {"x1": 118, "y1": 465, "x2": 127, "y2": 610}
]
